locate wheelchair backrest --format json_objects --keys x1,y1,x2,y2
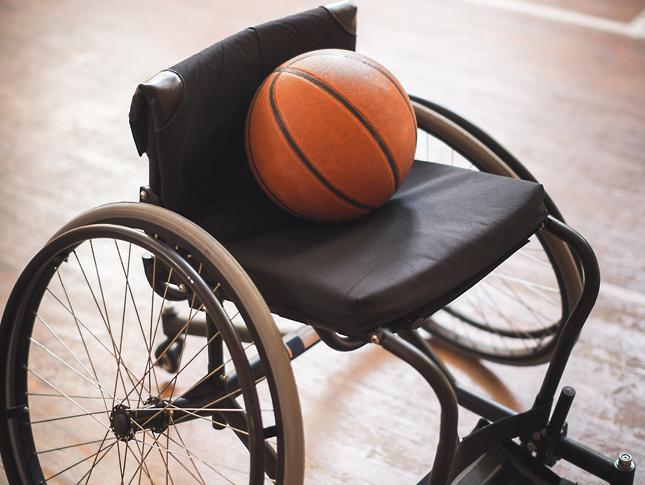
[{"x1": 129, "y1": 3, "x2": 357, "y2": 239}]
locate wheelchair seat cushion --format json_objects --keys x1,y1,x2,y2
[{"x1": 194, "y1": 161, "x2": 547, "y2": 337}]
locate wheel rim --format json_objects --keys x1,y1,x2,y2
[
  {"x1": 1, "y1": 224, "x2": 286, "y2": 484},
  {"x1": 412, "y1": 100, "x2": 582, "y2": 364}
]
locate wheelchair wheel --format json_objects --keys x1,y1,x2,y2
[
  {"x1": 0, "y1": 204, "x2": 304, "y2": 484},
  {"x1": 411, "y1": 97, "x2": 583, "y2": 365}
]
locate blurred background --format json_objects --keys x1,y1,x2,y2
[{"x1": 1, "y1": 0, "x2": 644, "y2": 483}]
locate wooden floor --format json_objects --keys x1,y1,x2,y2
[{"x1": 1, "y1": 0, "x2": 644, "y2": 483}]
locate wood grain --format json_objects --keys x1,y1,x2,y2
[
  {"x1": 1, "y1": 0, "x2": 643, "y2": 483},
  {"x1": 525, "y1": 0, "x2": 645, "y2": 22}
]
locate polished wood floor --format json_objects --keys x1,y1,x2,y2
[{"x1": 1, "y1": 0, "x2": 644, "y2": 483}]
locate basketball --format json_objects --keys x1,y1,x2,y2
[{"x1": 245, "y1": 49, "x2": 417, "y2": 223}]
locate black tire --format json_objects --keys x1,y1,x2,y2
[
  {"x1": 0, "y1": 204, "x2": 304, "y2": 484},
  {"x1": 411, "y1": 97, "x2": 582, "y2": 365}
]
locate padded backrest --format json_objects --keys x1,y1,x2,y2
[{"x1": 129, "y1": 3, "x2": 357, "y2": 238}]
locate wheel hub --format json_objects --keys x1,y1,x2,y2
[
  {"x1": 109, "y1": 397, "x2": 172, "y2": 441},
  {"x1": 110, "y1": 404, "x2": 134, "y2": 442}
]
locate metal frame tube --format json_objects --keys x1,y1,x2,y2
[
  {"x1": 534, "y1": 216, "x2": 601, "y2": 408},
  {"x1": 556, "y1": 436, "x2": 622, "y2": 483},
  {"x1": 546, "y1": 386, "x2": 575, "y2": 438},
  {"x1": 375, "y1": 328, "x2": 459, "y2": 485},
  {"x1": 453, "y1": 383, "x2": 515, "y2": 422}
]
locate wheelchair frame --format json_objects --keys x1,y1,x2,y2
[
  {"x1": 147, "y1": 207, "x2": 635, "y2": 484},
  {"x1": 127, "y1": 90, "x2": 636, "y2": 485},
  {"x1": 123, "y1": 93, "x2": 637, "y2": 484},
  {"x1": 0, "y1": 3, "x2": 637, "y2": 481},
  {"x1": 1, "y1": 101, "x2": 635, "y2": 485}
]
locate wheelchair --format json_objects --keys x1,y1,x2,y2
[{"x1": 0, "y1": 3, "x2": 637, "y2": 484}]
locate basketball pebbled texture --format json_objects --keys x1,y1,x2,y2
[{"x1": 245, "y1": 49, "x2": 417, "y2": 223}]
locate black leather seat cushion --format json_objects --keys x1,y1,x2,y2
[{"x1": 195, "y1": 161, "x2": 547, "y2": 337}]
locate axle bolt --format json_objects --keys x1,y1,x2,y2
[
  {"x1": 615, "y1": 452, "x2": 635, "y2": 472},
  {"x1": 110, "y1": 404, "x2": 134, "y2": 442}
]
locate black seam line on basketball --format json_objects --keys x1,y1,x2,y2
[
  {"x1": 277, "y1": 66, "x2": 401, "y2": 190},
  {"x1": 268, "y1": 72, "x2": 378, "y2": 211},
  {"x1": 246, "y1": 84, "x2": 310, "y2": 220},
  {"x1": 321, "y1": 53, "x2": 416, "y2": 126},
  {"x1": 287, "y1": 51, "x2": 416, "y2": 128}
]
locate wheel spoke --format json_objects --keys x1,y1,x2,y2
[
  {"x1": 55, "y1": 269, "x2": 113, "y2": 415},
  {"x1": 494, "y1": 276, "x2": 555, "y2": 326},
  {"x1": 114, "y1": 241, "x2": 161, "y2": 399},
  {"x1": 133, "y1": 431, "x2": 149, "y2": 485},
  {"x1": 116, "y1": 441, "x2": 125, "y2": 484},
  {"x1": 34, "y1": 436, "x2": 117, "y2": 455},
  {"x1": 165, "y1": 443, "x2": 207, "y2": 485},
  {"x1": 51, "y1": 268, "x2": 145, "y2": 406},
  {"x1": 164, "y1": 428, "x2": 173, "y2": 485},
  {"x1": 79, "y1": 431, "x2": 115, "y2": 485},
  {"x1": 72, "y1": 250, "x2": 109, "y2": 325},
  {"x1": 29, "y1": 392, "x2": 121, "y2": 400},
  {"x1": 113, "y1": 241, "x2": 135, "y2": 409},
  {"x1": 489, "y1": 270, "x2": 559, "y2": 307},
  {"x1": 164, "y1": 403, "x2": 249, "y2": 436},
  {"x1": 517, "y1": 245, "x2": 554, "y2": 267},
  {"x1": 171, "y1": 421, "x2": 207, "y2": 484},
  {"x1": 89, "y1": 240, "x2": 112, "y2": 326},
  {"x1": 176, "y1": 341, "x2": 256, "y2": 401},
  {"x1": 475, "y1": 282, "x2": 533, "y2": 349},
  {"x1": 44, "y1": 287, "x2": 141, "y2": 385},
  {"x1": 166, "y1": 268, "x2": 202, "y2": 402},
  {"x1": 34, "y1": 312, "x2": 109, "y2": 407},
  {"x1": 492, "y1": 271, "x2": 559, "y2": 293},
  {"x1": 147, "y1": 255, "x2": 158, "y2": 403},
  {"x1": 29, "y1": 337, "x2": 115, "y2": 399},
  {"x1": 172, "y1": 374, "x2": 268, "y2": 428},
  {"x1": 26, "y1": 366, "x2": 110, "y2": 431},
  {"x1": 125, "y1": 433, "x2": 157, "y2": 485},
  {"x1": 147, "y1": 266, "x2": 175, "y2": 383},
  {"x1": 44, "y1": 440, "x2": 116, "y2": 482},
  {"x1": 32, "y1": 409, "x2": 111, "y2": 425},
  {"x1": 157, "y1": 326, "x2": 220, "y2": 398},
  {"x1": 129, "y1": 436, "x2": 238, "y2": 484},
  {"x1": 117, "y1": 301, "x2": 206, "y2": 408},
  {"x1": 461, "y1": 291, "x2": 501, "y2": 352}
]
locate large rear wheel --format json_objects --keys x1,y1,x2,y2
[
  {"x1": 0, "y1": 204, "x2": 304, "y2": 484},
  {"x1": 412, "y1": 97, "x2": 582, "y2": 365}
]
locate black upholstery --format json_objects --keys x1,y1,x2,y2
[
  {"x1": 202, "y1": 161, "x2": 546, "y2": 337},
  {"x1": 129, "y1": 4, "x2": 548, "y2": 337},
  {"x1": 129, "y1": 4, "x2": 356, "y2": 227}
]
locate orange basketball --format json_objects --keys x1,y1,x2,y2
[{"x1": 245, "y1": 49, "x2": 417, "y2": 223}]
